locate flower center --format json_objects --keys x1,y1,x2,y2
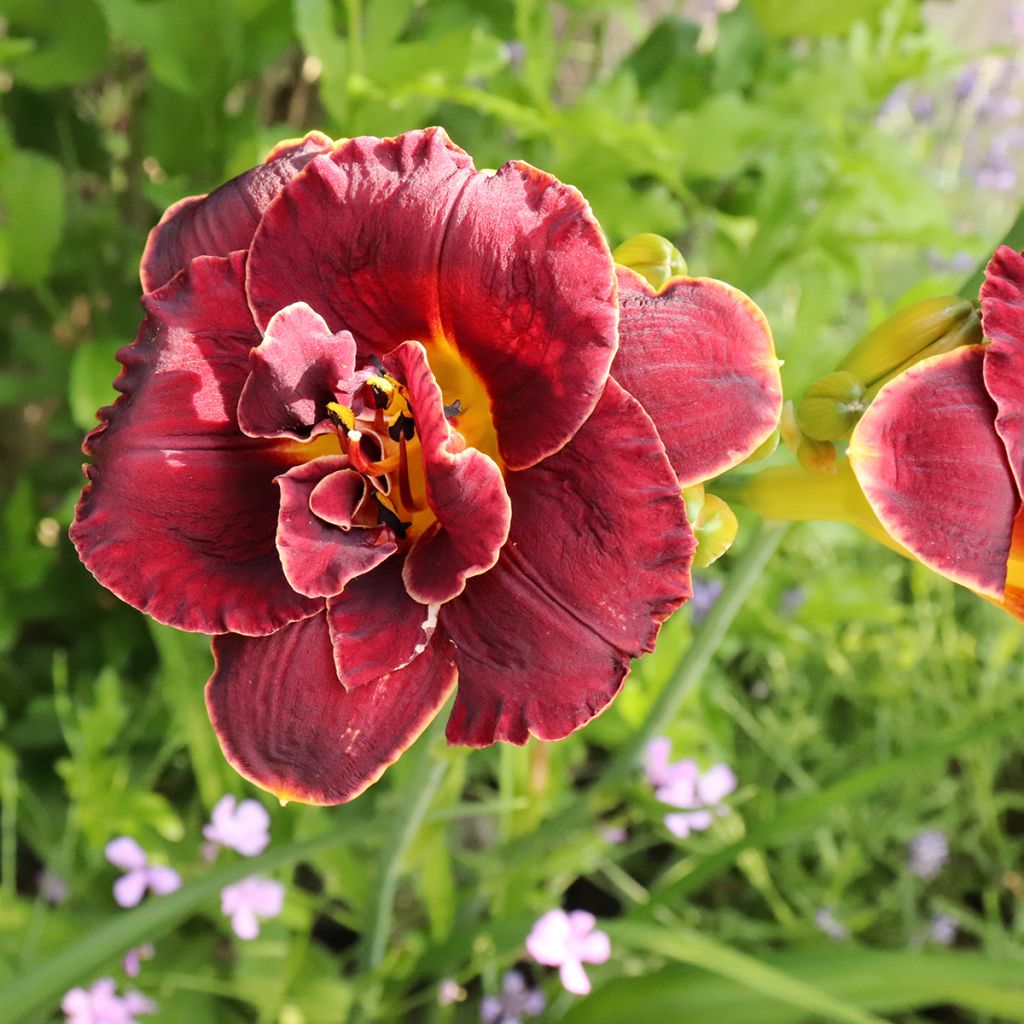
[{"x1": 315, "y1": 340, "x2": 500, "y2": 543}]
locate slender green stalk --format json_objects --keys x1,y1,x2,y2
[
  {"x1": 604, "y1": 521, "x2": 788, "y2": 783},
  {"x1": 362, "y1": 712, "x2": 450, "y2": 974},
  {"x1": 958, "y1": 206, "x2": 1024, "y2": 299}
]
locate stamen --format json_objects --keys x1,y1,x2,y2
[
  {"x1": 443, "y1": 398, "x2": 463, "y2": 420},
  {"x1": 397, "y1": 435, "x2": 426, "y2": 513},
  {"x1": 327, "y1": 402, "x2": 356, "y2": 431},
  {"x1": 374, "y1": 493, "x2": 412, "y2": 540},
  {"x1": 388, "y1": 412, "x2": 415, "y2": 442}
]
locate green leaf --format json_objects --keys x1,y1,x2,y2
[
  {"x1": 4, "y1": 0, "x2": 109, "y2": 88},
  {"x1": 68, "y1": 339, "x2": 122, "y2": 433},
  {"x1": 0, "y1": 147, "x2": 64, "y2": 287},
  {"x1": 750, "y1": 0, "x2": 889, "y2": 37},
  {"x1": 604, "y1": 922, "x2": 889, "y2": 1024}
]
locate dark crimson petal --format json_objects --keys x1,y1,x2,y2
[
  {"x1": 981, "y1": 245, "x2": 1024, "y2": 494},
  {"x1": 612, "y1": 267, "x2": 782, "y2": 488},
  {"x1": 140, "y1": 131, "x2": 333, "y2": 292},
  {"x1": 849, "y1": 345, "x2": 1017, "y2": 598},
  {"x1": 71, "y1": 252, "x2": 320, "y2": 635},
  {"x1": 237, "y1": 302, "x2": 357, "y2": 441},
  {"x1": 386, "y1": 342, "x2": 511, "y2": 605},
  {"x1": 326, "y1": 555, "x2": 437, "y2": 689},
  {"x1": 441, "y1": 380, "x2": 693, "y2": 746},
  {"x1": 437, "y1": 162, "x2": 618, "y2": 470},
  {"x1": 276, "y1": 458, "x2": 397, "y2": 599},
  {"x1": 207, "y1": 614, "x2": 457, "y2": 805},
  {"x1": 246, "y1": 128, "x2": 475, "y2": 346}
]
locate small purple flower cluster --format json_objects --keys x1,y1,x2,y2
[
  {"x1": 644, "y1": 737, "x2": 737, "y2": 838},
  {"x1": 63, "y1": 795, "x2": 283, "y2": 1023}
]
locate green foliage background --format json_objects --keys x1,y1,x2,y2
[{"x1": 2, "y1": 0, "x2": 1024, "y2": 1021}]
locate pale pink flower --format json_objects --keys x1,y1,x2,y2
[
  {"x1": 658, "y1": 762, "x2": 737, "y2": 839},
  {"x1": 122, "y1": 944, "x2": 154, "y2": 978},
  {"x1": 221, "y1": 876, "x2": 285, "y2": 939},
  {"x1": 437, "y1": 979, "x2": 465, "y2": 1006},
  {"x1": 202, "y1": 795, "x2": 271, "y2": 857},
  {"x1": 643, "y1": 737, "x2": 695, "y2": 788},
  {"x1": 61, "y1": 977, "x2": 156, "y2": 1024},
  {"x1": 525, "y1": 909, "x2": 610, "y2": 996},
  {"x1": 104, "y1": 837, "x2": 181, "y2": 908}
]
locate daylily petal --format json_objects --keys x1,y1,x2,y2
[
  {"x1": 437, "y1": 162, "x2": 618, "y2": 470},
  {"x1": 140, "y1": 131, "x2": 333, "y2": 292},
  {"x1": 237, "y1": 302, "x2": 357, "y2": 440},
  {"x1": 612, "y1": 267, "x2": 782, "y2": 486},
  {"x1": 71, "y1": 252, "x2": 321, "y2": 635},
  {"x1": 326, "y1": 556, "x2": 438, "y2": 689},
  {"x1": 275, "y1": 458, "x2": 397, "y2": 598},
  {"x1": 1003, "y1": 509, "x2": 1024, "y2": 621},
  {"x1": 849, "y1": 345, "x2": 1017, "y2": 598},
  {"x1": 980, "y1": 245, "x2": 1024, "y2": 493},
  {"x1": 205, "y1": 613, "x2": 457, "y2": 805},
  {"x1": 442, "y1": 380, "x2": 692, "y2": 745},
  {"x1": 386, "y1": 342, "x2": 511, "y2": 604},
  {"x1": 247, "y1": 128, "x2": 475, "y2": 346}
]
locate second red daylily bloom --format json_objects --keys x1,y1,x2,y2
[
  {"x1": 848, "y1": 245, "x2": 1024, "y2": 620},
  {"x1": 72, "y1": 128, "x2": 781, "y2": 804}
]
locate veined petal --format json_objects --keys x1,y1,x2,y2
[
  {"x1": 275, "y1": 458, "x2": 397, "y2": 599},
  {"x1": 326, "y1": 554, "x2": 438, "y2": 689},
  {"x1": 140, "y1": 131, "x2": 334, "y2": 292},
  {"x1": 981, "y1": 245, "x2": 1024, "y2": 493},
  {"x1": 386, "y1": 342, "x2": 511, "y2": 605},
  {"x1": 613, "y1": 267, "x2": 782, "y2": 487},
  {"x1": 237, "y1": 302, "x2": 357, "y2": 440},
  {"x1": 247, "y1": 128, "x2": 475, "y2": 345},
  {"x1": 438, "y1": 162, "x2": 618, "y2": 470},
  {"x1": 849, "y1": 345, "x2": 1017, "y2": 598},
  {"x1": 205, "y1": 613, "x2": 457, "y2": 805},
  {"x1": 442, "y1": 380, "x2": 692, "y2": 746},
  {"x1": 70, "y1": 252, "x2": 320, "y2": 635},
  {"x1": 1002, "y1": 508, "x2": 1024, "y2": 621}
]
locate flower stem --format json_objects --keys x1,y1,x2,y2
[
  {"x1": 604, "y1": 520, "x2": 788, "y2": 783},
  {"x1": 362, "y1": 709, "x2": 450, "y2": 975}
]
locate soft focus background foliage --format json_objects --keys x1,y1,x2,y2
[{"x1": 3, "y1": 0, "x2": 1024, "y2": 1021}]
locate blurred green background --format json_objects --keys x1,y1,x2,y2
[{"x1": 3, "y1": 0, "x2": 1024, "y2": 1021}]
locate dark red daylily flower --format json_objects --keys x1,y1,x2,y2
[
  {"x1": 849, "y1": 245, "x2": 1024, "y2": 620},
  {"x1": 72, "y1": 128, "x2": 782, "y2": 804}
]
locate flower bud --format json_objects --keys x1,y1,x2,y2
[
  {"x1": 795, "y1": 371, "x2": 866, "y2": 442},
  {"x1": 796, "y1": 436, "x2": 837, "y2": 475},
  {"x1": 864, "y1": 309, "x2": 983, "y2": 401},
  {"x1": 683, "y1": 484, "x2": 738, "y2": 568},
  {"x1": 837, "y1": 296, "x2": 974, "y2": 388},
  {"x1": 613, "y1": 233, "x2": 687, "y2": 291}
]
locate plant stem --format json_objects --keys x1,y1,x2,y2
[
  {"x1": 604, "y1": 521, "x2": 788, "y2": 783},
  {"x1": 362, "y1": 713, "x2": 450, "y2": 974}
]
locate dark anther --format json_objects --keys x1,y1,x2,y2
[
  {"x1": 370, "y1": 355, "x2": 386, "y2": 374},
  {"x1": 370, "y1": 384, "x2": 391, "y2": 409},
  {"x1": 374, "y1": 495, "x2": 411, "y2": 540},
  {"x1": 388, "y1": 412, "x2": 416, "y2": 442},
  {"x1": 443, "y1": 399, "x2": 463, "y2": 419}
]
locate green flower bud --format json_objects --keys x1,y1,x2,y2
[
  {"x1": 837, "y1": 296, "x2": 974, "y2": 388},
  {"x1": 683, "y1": 484, "x2": 738, "y2": 568},
  {"x1": 796, "y1": 371, "x2": 866, "y2": 442},
  {"x1": 613, "y1": 233, "x2": 687, "y2": 291},
  {"x1": 796, "y1": 436, "x2": 837, "y2": 475}
]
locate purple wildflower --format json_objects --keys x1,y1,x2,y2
[
  {"x1": 202, "y1": 795, "x2": 271, "y2": 857},
  {"x1": 690, "y1": 576, "x2": 723, "y2": 625},
  {"x1": 908, "y1": 830, "x2": 949, "y2": 881},
  {"x1": 104, "y1": 837, "x2": 180, "y2": 908},
  {"x1": 657, "y1": 762, "x2": 737, "y2": 839},
  {"x1": 480, "y1": 971, "x2": 545, "y2": 1023},
  {"x1": 221, "y1": 876, "x2": 285, "y2": 939},
  {"x1": 930, "y1": 914, "x2": 957, "y2": 946},
  {"x1": 61, "y1": 978, "x2": 156, "y2": 1024},
  {"x1": 122, "y1": 945, "x2": 154, "y2": 978},
  {"x1": 38, "y1": 868, "x2": 68, "y2": 905},
  {"x1": 815, "y1": 908, "x2": 848, "y2": 941},
  {"x1": 525, "y1": 909, "x2": 610, "y2": 996}
]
